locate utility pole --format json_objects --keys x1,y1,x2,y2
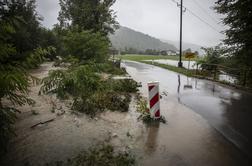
[{"x1": 178, "y1": 0, "x2": 183, "y2": 67}]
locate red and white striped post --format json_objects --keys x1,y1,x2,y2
[{"x1": 148, "y1": 82, "x2": 160, "y2": 119}]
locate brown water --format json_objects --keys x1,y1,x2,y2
[{"x1": 0, "y1": 62, "x2": 250, "y2": 166}]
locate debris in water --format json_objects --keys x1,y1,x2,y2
[
  {"x1": 127, "y1": 131, "x2": 133, "y2": 138},
  {"x1": 112, "y1": 133, "x2": 118, "y2": 138},
  {"x1": 56, "y1": 109, "x2": 65, "y2": 116},
  {"x1": 31, "y1": 109, "x2": 39, "y2": 115},
  {"x1": 30, "y1": 118, "x2": 55, "y2": 129}
]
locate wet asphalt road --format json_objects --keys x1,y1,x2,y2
[{"x1": 122, "y1": 61, "x2": 252, "y2": 159}]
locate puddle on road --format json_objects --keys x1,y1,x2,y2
[{"x1": 0, "y1": 62, "x2": 250, "y2": 166}]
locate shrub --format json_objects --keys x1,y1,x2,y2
[
  {"x1": 40, "y1": 65, "x2": 100, "y2": 99},
  {"x1": 40, "y1": 65, "x2": 139, "y2": 116},
  {"x1": 92, "y1": 62, "x2": 127, "y2": 75}
]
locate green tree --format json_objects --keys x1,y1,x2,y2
[
  {"x1": 201, "y1": 45, "x2": 225, "y2": 64},
  {"x1": 0, "y1": 0, "x2": 55, "y2": 153},
  {"x1": 215, "y1": 0, "x2": 252, "y2": 68},
  {"x1": 63, "y1": 29, "x2": 110, "y2": 63},
  {"x1": 39, "y1": 28, "x2": 59, "y2": 60},
  {"x1": 1, "y1": 0, "x2": 43, "y2": 62},
  {"x1": 198, "y1": 44, "x2": 225, "y2": 71},
  {"x1": 58, "y1": 0, "x2": 118, "y2": 35}
]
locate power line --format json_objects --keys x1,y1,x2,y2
[
  {"x1": 186, "y1": 8, "x2": 221, "y2": 33},
  {"x1": 170, "y1": 0, "x2": 222, "y2": 34},
  {"x1": 191, "y1": 0, "x2": 219, "y2": 24}
]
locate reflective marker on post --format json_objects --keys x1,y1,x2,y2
[{"x1": 148, "y1": 82, "x2": 160, "y2": 119}]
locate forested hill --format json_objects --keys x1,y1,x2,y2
[{"x1": 109, "y1": 26, "x2": 178, "y2": 52}]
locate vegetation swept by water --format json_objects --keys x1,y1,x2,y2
[
  {"x1": 45, "y1": 144, "x2": 136, "y2": 166},
  {"x1": 40, "y1": 62, "x2": 139, "y2": 117},
  {"x1": 136, "y1": 96, "x2": 166, "y2": 124},
  {"x1": 1, "y1": 0, "x2": 252, "y2": 164}
]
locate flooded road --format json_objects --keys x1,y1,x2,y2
[
  {"x1": 1, "y1": 62, "x2": 251, "y2": 166},
  {"x1": 122, "y1": 61, "x2": 252, "y2": 160},
  {"x1": 146, "y1": 59, "x2": 237, "y2": 83}
]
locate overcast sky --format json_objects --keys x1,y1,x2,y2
[{"x1": 36, "y1": 0, "x2": 226, "y2": 47}]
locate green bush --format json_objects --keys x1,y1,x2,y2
[
  {"x1": 40, "y1": 65, "x2": 100, "y2": 99},
  {"x1": 111, "y1": 79, "x2": 140, "y2": 93},
  {"x1": 92, "y1": 62, "x2": 127, "y2": 75},
  {"x1": 92, "y1": 92, "x2": 131, "y2": 112},
  {"x1": 40, "y1": 65, "x2": 139, "y2": 116}
]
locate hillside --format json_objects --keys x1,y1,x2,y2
[{"x1": 109, "y1": 26, "x2": 178, "y2": 52}]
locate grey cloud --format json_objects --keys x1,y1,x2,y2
[
  {"x1": 36, "y1": 0, "x2": 226, "y2": 46},
  {"x1": 36, "y1": 0, "x2": 60, "y2": 28}
]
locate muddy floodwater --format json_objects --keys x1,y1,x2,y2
[{"x1": 0, "y1": 62, "x2": 251, "y2": 166}]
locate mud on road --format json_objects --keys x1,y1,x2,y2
[{"x1": 0, "y1": 62, "x2": 250, "y2": 166}]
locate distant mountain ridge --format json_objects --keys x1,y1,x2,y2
[
  {"x1": 109, "y1": 26, "x2": 205, "y2": 55},
  {"x1": 109, "y1": 26, "x2": 178, "y2": 52},
  {"x1": 161, "y1": 39, "x2": 204, "y2": 55}
]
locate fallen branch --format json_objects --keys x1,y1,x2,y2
[{"x1": 30, "y1": 118, "x2": 55, "y2": 129}]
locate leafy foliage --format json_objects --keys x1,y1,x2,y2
[
  {"x1": 105, "y1": 79, "x2": 140, "y2": 93},
  {"x1": 40, "y1": 65, "x2": 139, "y2": 117},
  {"x1": 40, "y1": 65, "x2": 100, "y2": 99},
  {"x1": 0, "y1": 0, "x2": 57, "y2": 154},
  {"x1": 63, "y1": 30, "x2": 110, "y2": 63},
  {"x1": 58, "y1": 0, "x2": 118, "y2": 35},
  {"x1": 0, "y1": 46, "x2": 55, "y2": 154},
  {"x1": 90, "y1": 61, "x2": 127, "y2": 75},
  {"x1": 215, "y1": 0, "x2": 252, "y2": 86},
  {"x1": 197, "y1": 44, "x2": 225, "y2": 71},
  {"x1": 215, "y1": 0, "x2": 252, "y2": 68},
  {"x1": 39, "y1": 28, "x2": 60, "y2": 60},
  {"x1": 1, "y1": 0, "x2": 43, "y2": 61}
]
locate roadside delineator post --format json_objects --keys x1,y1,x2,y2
[{"x1": 148, "y1": 82, "x2": 160, "y2": 119}]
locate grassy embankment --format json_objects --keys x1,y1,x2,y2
[
  {"x1": 119, "y1": 54, "x2": 195, "y2": 61},
  {"x1": 120, "y1": 54, "x2": 197, "y2": 77}
]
